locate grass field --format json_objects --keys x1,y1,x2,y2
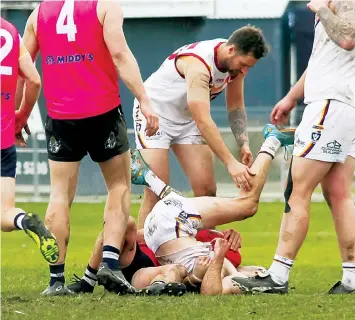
[{"x1": 2, "y1": 201, "x2": 354, "y2": 319}]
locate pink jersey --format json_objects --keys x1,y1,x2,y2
[
  {"x1": 1, "y1": 18, "x2": 20, "y2": 150},
  {"x1": 37, "y1": 0, "x2": 121, "y2": 120}
]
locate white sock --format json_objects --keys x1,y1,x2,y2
[
  {"x1": 259, "y1": 137, "x2": 281, "y2": 158},
  {"x1": 342, "y1": 262, "x2": 355, "y2": 289},
  {"x1": 145, "y1": 170, "x2": 167, "y2": 197},
  {"x1": 269, "y1": 254, "x2": 294, "y2": 284},
  {"x1": 15, "y1": 213, "x2": 25, "y2": 230}
]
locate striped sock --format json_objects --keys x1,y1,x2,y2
[
  {"x1": 14, "y1": 213, "x2": 25, "y2": 230},
  {"x1": 342, "y1": 262, "x2": 355, "y2": 290},
  {"x1": 102, "y1": 245, "x2": 120, "y2": 271},
  {"x1": 50, "y1": 263, "x2": 65, "y2": 286},
  {"x1": 259, "y1": 137, "x2": 281, "y2": 159},
  {"x1": 82, "y1": 264, "x2": 98, "y2": 288},
  {"x1": 145, "y1": 170, "x2": 167, "y2": 197},
  {"x1": 269, "y1": 255, "x2": 294, "y2": 285}
]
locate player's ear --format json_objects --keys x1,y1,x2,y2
[{"x1": 228, "y1": 45, "x2": 236, "y2": 56}]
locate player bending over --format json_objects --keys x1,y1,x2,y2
[{"x1": 131, "y1": 124, "x2": 295, "y2": 295}]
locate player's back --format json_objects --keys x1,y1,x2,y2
[
  {"x1": 1, "y1": 17, "x2": 20, "y2": 150},
  {"x1": 37, "y1": 0, "x2": 120, "y2": 120},
  {"x1": 305, "y1": 17, "x2": 355, "y2": 107}
]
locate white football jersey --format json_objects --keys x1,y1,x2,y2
[
  {"x1": 304, "y1": 16, "x2": 355, "y2": 107},
  {"x1": 142, "y1": 39, "x2": 234, "y2": 123}
]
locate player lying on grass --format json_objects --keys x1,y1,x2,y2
[
  {"x1": 131, "y1": 124, "x2": 295, "y2": 295},
  {"x1": 67, "y1": 216, "x2": 188, "y2": 296},
  {"x1": 67, "y1": 216, "x2": 245, "y2": 296}
]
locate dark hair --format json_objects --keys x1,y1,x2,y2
[{"x1": 227, "y1": 25, "x2": 270, "y2": 59}]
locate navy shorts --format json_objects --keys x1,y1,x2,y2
[{"x1": 1, "y1": 145, "x2": 17, "y2": 178}]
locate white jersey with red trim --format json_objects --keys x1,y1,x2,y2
[
  {"x1": 141, "y1": 39, "x2": 233, "y2": 123},
  {"x1": 304, "y1": 17, "x2": 355, "y2": 107}
]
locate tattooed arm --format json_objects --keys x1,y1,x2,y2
[
  {"x1": 226, "y1": 74, "x2": 249, "y2": 148},
  {"x1": 310, "y1": 0, "x2": 355, "y2": 51},
  {"x1": 226, "y1": 74, "x2": 253, "y2": 166}
]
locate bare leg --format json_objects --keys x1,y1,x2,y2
[
  {"x1": 45, "y1": 161, "x2": 80, "y2": 264},
  {"x1": 99, "y1": 151, "x2": 130, "y2": 256},
  {"x1": 172, "y1": 144, "x2": 216, "y2": 197},
  {"x1": 1, "y1": 177, "x2": 27, "y2": 232},
  {"x1": 322, "y1": 156, "x2": 355, "y2": 290},
  {"x1": 138, "y1": 149, "x2": 170, "y2": 229}
]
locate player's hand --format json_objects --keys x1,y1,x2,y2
[
  {"x1": 213, "y1": 238, "x2": 229, "y2": 259},
  {"x1": 227, "y1": 158, "x2": 256, "y2": 191},
  {"x1": 270, "y1": 96, "x2": 297, "y2": 125},
  {"x1": 222, "y1": 229, "x2": 242, "y2": 251},
  {"x1": 139, "y1": 100, "x2": 159, "y2": 137},
  {"x1": 239, "y1": 144, "x2": 253, "y2": 167},
  {"x1": 15, "y1": 109, "x2": 30, "y2": 134},
  {"x1": 15, "y1": 132, "x2": 27, "y2": 147},
  {"x1": 193, "y1": 256, "x2": 211, "y2": 281},
  {"x1": 307, "y1": 0, "x2": 330, "y2": 13}
]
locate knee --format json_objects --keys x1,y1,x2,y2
[
  {"x1": 193, "y1": 183, "x2": 217, "y2": 197},
  {"x1": 322, "y1": 182, "x2": 349, "y2": 209},
  {"x1": 168, "y1": 264, "x2": 188, "y2": 279},
  {"x1": 238, "y1": 196, "x2": 259, "y2": 219}
]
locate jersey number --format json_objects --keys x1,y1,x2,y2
[
  {"x1": 56, "y1": 0, "x2": 77, "y2": 42},
  {"x1": 168, "y1": 42, "x2": 200, "y2": 60},
  {"x1": 0, "y1": 28, "x2": 14, "y2": 75}
]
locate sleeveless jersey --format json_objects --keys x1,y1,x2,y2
[
  {"x1": 1, "y1": 18, "x2": 20, "y2": 150},
  {"x1": 304, "y1": 16, "x2": 355, "y2": 107},
  {"x1": 37, "y1": 0, "x2": 121, "y2": 120},
  {"x1": 143, "y1": 39, "x2": 233, "y2": 123}
]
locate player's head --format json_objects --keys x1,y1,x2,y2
[{"x1": 222, "y1": 26, "x2": 269, "y2": 77}]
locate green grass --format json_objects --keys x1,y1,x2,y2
[{"x1": 2, "y1": 202, "x2": 352, "y2": 319}]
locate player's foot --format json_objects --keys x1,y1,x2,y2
[
  {"x1": 131, "y1": 149, "x2": 150, "y2": 186},
  {"x1": 67, "y1": 274, "x2": 94, "y2": 294},
  {"x1": 41, "y1": 282, "x2": 73, "y2": 296},
  {"x1": 137, "y1": 282, "x2": 186, "y2": 296},
  {"x1": 328, "y1": 281, "x2": 355, "y2": 294},
  {"x1": 231, "y1": 270, "x2": 288, "y2": 294},
  {"x1": 97, "y1": 262, "x2": 136, "y2": 295},
  {"x1": 22, "y1": 212, "x2": 59, "y2": 264},
  {"x1": 263, "y1": 124, "x2": 295, "y2": 147}
]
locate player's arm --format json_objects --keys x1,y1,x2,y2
[
  {"x1": 311, "y1": 0, "x2": 355, "y2": 51},
  {"x1": 226, "y1": 75, "x2": 253, "y2": 167},
  {"x1": 15, "y1": 6, "x2": 40, "y2": 112},
  {"x1": 100, "y1": 0, "x2": 158, "y2": 136},
  {"x1": 178, "y1": 57, "x2": 235, "y2": 167}
]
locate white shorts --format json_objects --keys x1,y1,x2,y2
[
  {"x1": 293, "y1": 99, "x2": 355, "y2": 163},
  {"x1": 133, "y1": 101, "x2": 205, "y2": 149},
  {"x1": 157, "y1": 243, "x2": 213, "y2": 274},
  {"x1": 144, "y1": 192, "x2": 203, "y2": 254}
]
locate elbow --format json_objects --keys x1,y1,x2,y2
[
  {"x1": 29, "y1": 74, "x2": 41, "y2": 89},
  {"x1": 340, "y1": 38, "x2": 355, "y2": 51}
]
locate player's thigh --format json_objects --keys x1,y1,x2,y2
[
  {"x1": 48, "y1": 160, "x2": 80, "y2": 204},
  {"x1": 1, "y1": 177, "x2": 15, "y2": 212},
  {"x1": 172, "y1": 143, "x2": 216, "y2": 196},
  {"x1": 1, "y1": 145, "x2": 17, "y2": 211},
  {"x1": 321, "y1": 155, "x2": 355, "y2": 203},
  {"x1": 131, "y1": 266, "x2": 169, "y2": 289}
]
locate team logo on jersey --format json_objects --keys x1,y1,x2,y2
[
  {"x1": 321, "y1": 140, "x2": 342, "y2": 155},
  {"x1": 48, "y1": 136, "x2": 61, "y2": 154},
  {"x1": 105, "y1": 132, "x2": 117, "y2": 149},
  {"x1": 311, "y1": 131, "x2": 321, "y2": 143},
  {"x1": 46, "y1": 56, "x2": 55, "y2": 65}
]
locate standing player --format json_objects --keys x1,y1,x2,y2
[
  {"x1": 232, "y1": 0, "x2": 355, "y2": 294},
  {"x1": 21, "y1": 0, "x2": 158, "y2": 295},
  {"x1": 134, "y1": 26, "x2": 270, "y2": 230},
  {"x1": 1, "y1": 17, "x2": 59, "y2": 264}
]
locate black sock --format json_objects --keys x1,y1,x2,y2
[
  {"x1": 102, "y1": 245, "x2": 120, "y2": 271},
  {"x1": 50, "y1": 264, "x2": 65, "y2": 286},
  {"x1": 81, "y1": 264, "x2": 98, "y2": 292}
]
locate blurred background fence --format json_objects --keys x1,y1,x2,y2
[{"x1": 3, "y1": 0, "x2": 352, "y2": 201}]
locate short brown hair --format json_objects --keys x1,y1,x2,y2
[{"x1": 227, "y1": 25, "x2": 270, "y2": 59}]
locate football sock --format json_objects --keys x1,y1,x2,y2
[
  {"x1": 342, "y1": 262, "x2": 355, "y2": 290},
  {"x1": 269, "y1": 254, "x2": 294, "y2": 284},
  {"x1": 102, "y1": 245, "x2": 120, "y2": 271},
  {"x1": 50, "y1": 264, "x2": 65, "y2": 286}
]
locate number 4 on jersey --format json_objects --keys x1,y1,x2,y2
[{"x1": 56, "y1": 0, "x2": 77, "y2": 42}]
